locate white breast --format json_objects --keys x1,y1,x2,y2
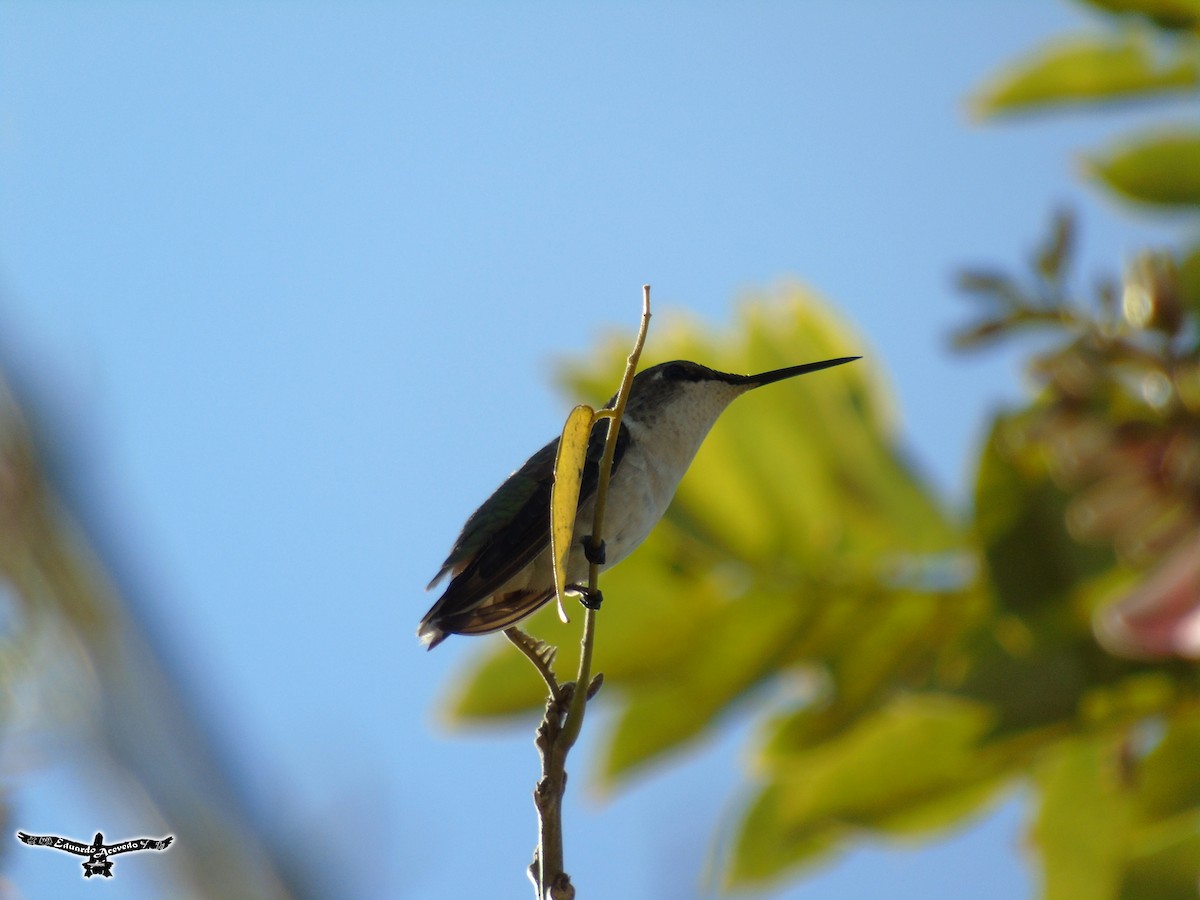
[{"x1": 572, "y1": 379, "x2": 745, "y2": 572}]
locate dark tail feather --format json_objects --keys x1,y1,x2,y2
[{"x1": 417, "y1": 589, "x2": 555, "y2": 648}]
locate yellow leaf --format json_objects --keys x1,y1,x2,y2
[
  {"x1": 550, "y1": 404, "x2": 594, "y2": 622},
  {"x1": 1086, "y1": 130, "x2": 1200, "y2": 208},
  {"x1": 1033, "y1": 736, "x2": 1132, "y2": 900},
  {"x1": 973, "y1": 36, "x2": 1199, "y2": 119}
]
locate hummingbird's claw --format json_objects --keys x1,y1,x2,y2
[
  {"x1": 567, "y1": 584, "x2": 604, "y2": 610},
  {"x1": 582, "y1": 536, "x2": 607, "y2": 565}
]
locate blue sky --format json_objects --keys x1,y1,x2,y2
[{"x1": 0, "y1": 2, "x2": 1190, "y2": 897}]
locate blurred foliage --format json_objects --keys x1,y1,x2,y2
[
  {"x1": 441, "y1": 1, "x2": 1200, "y2": 897},
  {"x1": 1079, "y1": 0, "x2": 1200, "y2": 30},
  {"x1": 957, "y1": 0, "x2": 1200, "y2": 894},
  {"x1": 0, "y1": 377, "x2": 303, "y2": 897},
  {"x1": 952, "y1": 212, "x2": 1200, "y2": 898},
  {"x1": 1087, "y1": 131, "x2": 1200, "y2": 207},
  {"x1": 972, "y1": 0, "x2": 1200, "y2": 215},
  {"x1": 973, "y1": 0, "x2": 1200, "y2": 120},
  {"x1": 971, "y1": 35, "x2": 1199, "y2": 117}
]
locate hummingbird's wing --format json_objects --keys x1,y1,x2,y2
[
  {"x1": 16, "y1": 833, "x2": 90, "y2": 856},
  {"x1": 425, "y1": 437, "x2": 559, "y2": 592},
  {"x1": 422, "y1": 420, "x2": 628, "y2": 639}
]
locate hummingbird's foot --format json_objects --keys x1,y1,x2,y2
[
  {"x1": 582, "y1": 536, "x2": 607, "y2": 565},
  {"x1": 567, "y1": 584, "x2": 604, "y2": 610}
]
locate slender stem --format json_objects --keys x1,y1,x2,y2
[
  {"x1": 534, "y1": 691, "x2": 573, "y2": 899},
  {"x1": 590, "y1": 286, "x2": 653, "y2": 572},
  {"x1": 524, "y1": 286, "x2": 653, "y2": 899},
  {"x1": 561, "y1": 286, "x2": 651, "y2": 751}
]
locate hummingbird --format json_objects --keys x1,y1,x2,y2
[{"x1": 418, "y1": 355, "x2": 858, "y2": 649}]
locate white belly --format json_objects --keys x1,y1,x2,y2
[
  {"x1": 571, "y1": 436, "x2": 685, "y2": 574},
  {"x1": 490, "y1": 444, "x2": 678, "y2": 598},
  {"x1": 527, "y1": 398, "x2": 734, "y2": 592}
]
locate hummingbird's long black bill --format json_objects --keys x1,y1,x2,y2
[{"x1": 738, "y1": 355, "x2": 860, "y2": 388}]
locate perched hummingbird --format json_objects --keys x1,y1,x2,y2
[{"x1": 418, "y1": 356, "x2": 858, "y2": 649}]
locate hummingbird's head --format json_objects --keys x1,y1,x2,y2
[
  {"x1": 617, "y1": 356, "x2": 859, "y2": 433},
  {"x1": 618, "y1": 360, "x2": 737, "y2": 422}
]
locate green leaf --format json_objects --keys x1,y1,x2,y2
[
  {"x1": 598, "y1": 586, "x2": 807, "y2": 784},
  {"x1": 1087, "y1": 131, "x2": 1200, "y2": 208},
  {"x1": 973, "y1": 37, "x2": 1200, "y2": 118},
  {"x1": 727, "y1": 695, "x2": 1003, "y2": 888},
  {"x1": 758, "y1": 583, "x2": 989, "y2": 760},
  {"x1": 1033, "y1": 736, "x2": 1133, "y2": 900},
  {"x1": 1132, "y1": 705, "x2": 1200, "y2": 824},
  {"x1": 1119, "y1": 832, "x2": 1200, "y2": 900},
  {"x1": 973, "y1": 415, "x2": 1116, "y2": 621},
  {"x1": 1178, "y1": 244, "x2": 1200, "y2": 315},
  {"x1": 727, "y1": 785, "x2": 845, "y2": 888},
  {"x1": 951, "y1": 631, "x2": 1092, "y2": 735},
  {"x1": 1079, "y1": 0, "x2": 1200, "y2": 30}
]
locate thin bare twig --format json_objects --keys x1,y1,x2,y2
[
  {"x1": 504, "y1": 628, "x2": 562, "y2": 703},
  {"x1": 561, "y1": 286, "x2": 652, "y2": 752},
  {"x1": 515, "y1": 286, "x2": 652, "y2": 899}
]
